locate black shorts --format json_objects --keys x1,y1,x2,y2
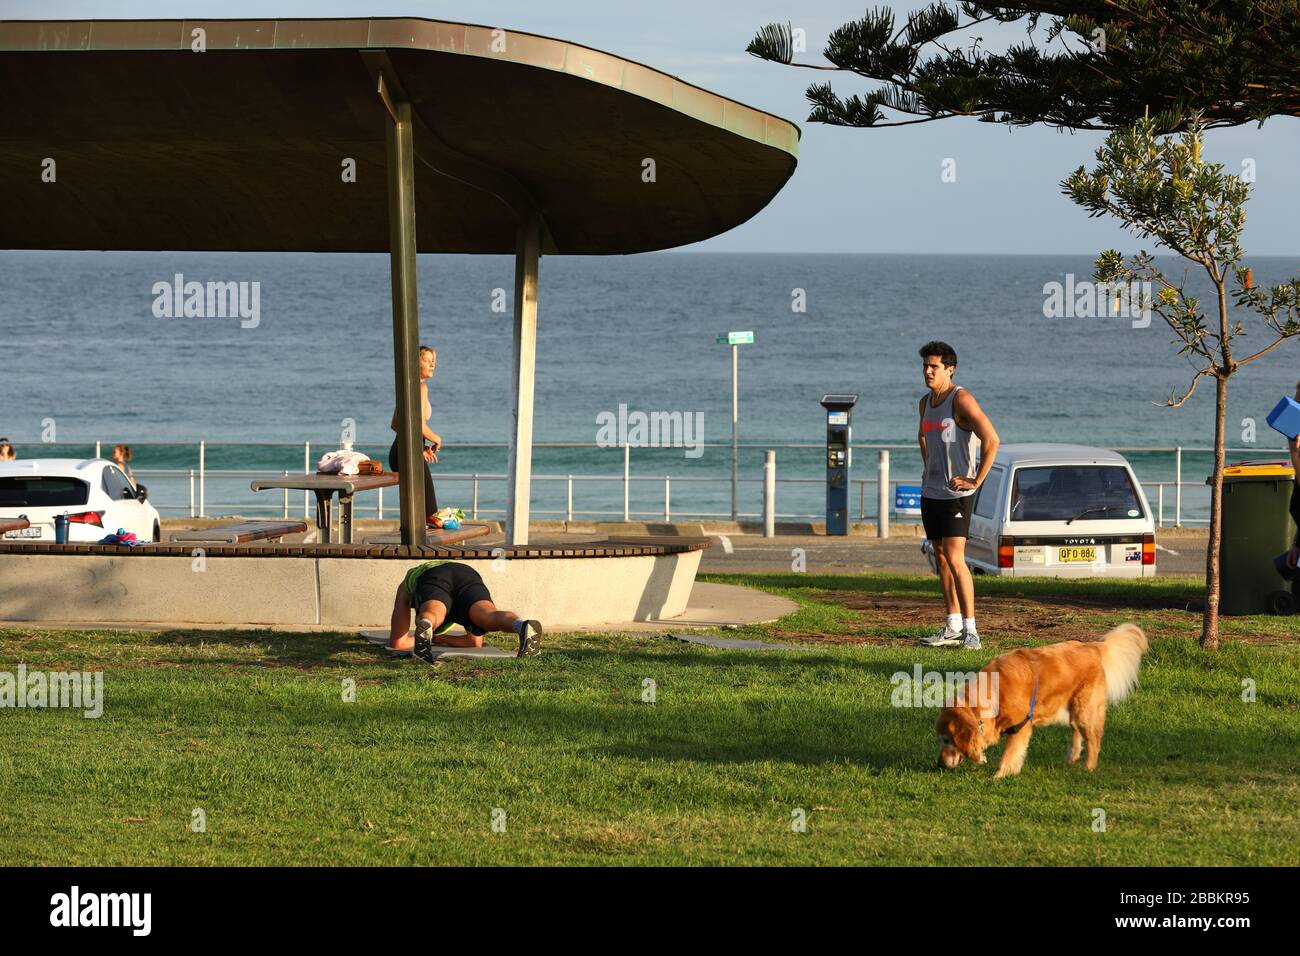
[
  {"x1": 411, "y1": 563, "x2": 493, "y2": 636},
  {"x1": 921, "y1": 495, "x2": 974, "y2": 541}
]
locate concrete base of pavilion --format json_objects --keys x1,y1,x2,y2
[
  {"x1": 0, "y1": 578, "x2": 792, "y2": 634},
  {"x1": 0, "y1": 549, "x2": 711, "y2": 630}
]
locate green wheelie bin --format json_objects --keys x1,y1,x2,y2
[{"x1": 1210, "y1": 461, "x2": 1298, "y2": 615}]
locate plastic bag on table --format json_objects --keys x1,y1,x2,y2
[{"x1": 317, "y1": 449, "x2": 371, "y2": 476}]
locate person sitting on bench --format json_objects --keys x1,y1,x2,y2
[{"x1": 388, "y1": 560, "x2": 542, "y2": 660}]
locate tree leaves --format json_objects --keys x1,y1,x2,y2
[
  {"x1": 746, "y1": 22, "x2": 796, "y2": 65},
  {"x1": 1063, "y1": 116, "x2": 1300, "y2": 405},
  {"x1": 748, "y1": 1, "x2": 1300, "y2": 131}
]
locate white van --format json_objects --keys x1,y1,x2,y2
[{"x1": 959, "y1": 443, "x2": 1156, "y2": 578}]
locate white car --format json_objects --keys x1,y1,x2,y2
[
  {"x1": 0, "y1": 458, "x2": 161, "y2": 543},
  {"x1": 926, "y1": 443, "x2": 1156, "y2": 578}
]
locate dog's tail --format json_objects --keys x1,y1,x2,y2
[{"x1": 1099, "y1": 622, "x2": 1149, "y2": 703}]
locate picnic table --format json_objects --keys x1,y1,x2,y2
[
  {"x1": 0, "y1": 516, "x2": 31, "y2": 535},
  {"x1": 249, "y1": 472, "x2": 399, "y2": 544}
]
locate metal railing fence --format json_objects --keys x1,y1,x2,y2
[{"x1": 2, "y1": 438, "x2": 1279, "y2": 531}]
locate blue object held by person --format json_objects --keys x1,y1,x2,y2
[{"x1": 1266, "y1": 396, "x2": 1300, "y2": 439}]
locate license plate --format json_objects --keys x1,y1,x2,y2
[
  {"x1": 3, "y1": 526, "x2": 41, "y2": 539},
  {"x1": 1058, "y1": 546, "x2": 1097, "y2": 563}
]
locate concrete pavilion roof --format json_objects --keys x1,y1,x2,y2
[{"x1": 0, "y1": 17, "x2": 800, "y2": 255}]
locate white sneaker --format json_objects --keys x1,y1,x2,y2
[
  {"x1": 919, "y1": 625, "x2": 963, "y2": 647},
  {"x1": 962, "y1": 628, "x2": 981, "y2": 651},
  {"x1": 413, "y1": 618, "x2": 435, "y2": 662}
]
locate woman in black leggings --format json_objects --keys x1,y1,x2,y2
[{"x1": 389, "y1": 345, "x2": 440, "y2": 522}]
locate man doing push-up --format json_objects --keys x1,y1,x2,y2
[{"x1": 388, "y1": 560, "x2": 542, "y2": 661}]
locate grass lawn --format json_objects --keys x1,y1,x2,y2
[{"x1": 1, "y1": 572, "x2": 1298, "y2": 865}]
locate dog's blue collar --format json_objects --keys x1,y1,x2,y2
[{"x1": 1003, "y1": 674, "x2": 1038, "y2": 736}]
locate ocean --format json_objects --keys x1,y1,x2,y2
[{"x1": 2, "y1": 251, "x2": 1296, "y2": 523}]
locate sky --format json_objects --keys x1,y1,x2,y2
[{"x1": 6, "y1": 0, "x2": 1299, "y2": 256}]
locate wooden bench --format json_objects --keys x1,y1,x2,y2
[
  {"x1": 600, "y1": 535, "x2": 712, "y2": 550},
  {"x1": 169, "y1": 520, "x2": 309, "y2": 544},
  {"x1": 0, "y1": 517, "x2": 31, "y2": 535},
  {"x1": 361, "y1": 522, "x2": 493, "y2": 547}
]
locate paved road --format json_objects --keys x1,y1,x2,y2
[
  {"x1": 167, "y1": 518, "x2": 1209, "y2": 578},
  {"x1": 455, "y1": 526, "x2": 1210, "y2": 578},
  {"x1": 694, "y1": 532, "x2": 1208, "y2": 578}
]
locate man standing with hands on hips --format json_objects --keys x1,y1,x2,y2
[{"x1": 915, "y1": 341, "x2": 1000, "y2": 650}]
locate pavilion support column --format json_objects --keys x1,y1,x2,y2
[
  {"x1": 385, "y1": 94, "x2": 426, "y2": 545},
  {"x1": 506, "y1": 209, "x2": 541, "y2": 546}
]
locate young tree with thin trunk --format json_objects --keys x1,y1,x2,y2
[{"x1": 1062, "y1": 116, "x2": 1300, "y2": 648}]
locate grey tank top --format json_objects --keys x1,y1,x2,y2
[{"x1": 921, "y1": 385, "x2": 979, "y2": 500}]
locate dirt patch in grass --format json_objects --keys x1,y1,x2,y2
[
  {"x1": 776, "y1": 590, "x2": 1290, "y2": 646},
  {"x1": 832, "y1": 591, "x2": 1201, "y2": 614}
]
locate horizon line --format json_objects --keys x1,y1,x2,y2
[{"x1": 3, "y1": 249, "x2": 1298, "y2": 259}]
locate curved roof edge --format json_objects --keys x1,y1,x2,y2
[{"x1": 0, "y1": 16, "x2": 800, "y2": 160}]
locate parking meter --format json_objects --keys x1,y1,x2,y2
[{"x1": 820, "y1": 394, "x2": 858, "y2": 535}]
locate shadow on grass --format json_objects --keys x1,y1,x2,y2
[
  {"x1": 138, "y1": 628, "x2": 942, "y2": 679},
  {"x1": 57, "y1": 632, "x2": 1300, "y2": 776},
  {"x1": 147, "y1": 628, "x2": 364, "y2": 667},
  {"x1": 345, "y1": 693, "x2": 1298, "y2": 776},
  {"x1": 134, "y1": 628, "x2": 1240, "y2": 687},
  {"x1": 374, "y1": 694, "x2": 934, "y2": 771},
  {"x1": 537, "y1": 644, "x2": 976, "y2": 684}
]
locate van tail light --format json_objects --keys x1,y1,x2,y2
[
  {"x1": 998, "y1": 537, "x2": 1014, "y2": 569},
  {"x1": 1142, "y1": 533, "x2": 1155, "y2": 565},
  {"x1": 67, "y1": 511, "x2": 105, "y2": 527}
]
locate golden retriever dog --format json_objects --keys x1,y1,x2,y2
[{"x1": 935, "y1": 623, "x2": 1148, "y2": 778}]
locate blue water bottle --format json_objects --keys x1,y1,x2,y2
[{"x1": 54, "y1": 512, "x2": 70, "y2": 544}]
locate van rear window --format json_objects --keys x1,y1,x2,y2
[
  {"x1": 1008, "y1": 466, "x2": 1144, "y2": 522},
  {"x1": 0, "y1": 476, "x2": 90, "y2": 507}
]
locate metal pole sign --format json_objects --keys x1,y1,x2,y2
[
  {"x1": 717, "y1": 332, "x2": 753, "y2": 520},
  {"x1": 715, "y1": 331, "x2": 754, "y2": 345}
]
